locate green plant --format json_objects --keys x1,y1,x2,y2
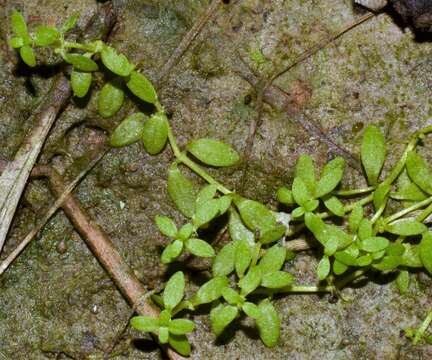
[{"x1": 10, "y1": 10, "x2": 432, "y2": 357}]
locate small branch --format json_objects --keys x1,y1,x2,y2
[
  {"x1": 156, "y1": 0, "x2": 223, "y2": 85},
  {"x1": 265, "y1": 13, "x2": 375, "y2": 87},
  {"x1": 0, "y1": 147, "x2": 108, "y2": 275}
]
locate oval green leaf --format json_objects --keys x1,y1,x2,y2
[
  {"x1": 361, "y1": 125, "x2": 386, "y2": 185},
  {"x1": 186, "y1": 138, "x2": 240, "y2": 167},
  {"x1": 109, "y1": 113, "x2": 147, "y2": 147},
  {"x1": 167, "y1": 165, "x2": 197, "y2": 218},
  {"x1": 163, "y1": 271, "x2": 185, "y2": 310},
  {"x1": 127, "y1": 70, "x2": 157, "y2": 104},
  {"x1": 101, "y1": 46, "x2": 133, "y2": 76},
  {"x1": 71, "y1": 70, "x2": 92, "y2": 98},
  {"x1": 64, "y1": 53, "x2": 98, "y2": 72},
  {"x1": 98, "y1": 80, "x2": 124, "y2": 118},
  {"x1": 142, "y1": 112, "x2": 168, "y2": 154}
]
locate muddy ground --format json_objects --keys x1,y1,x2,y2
[{"x1": 1, "y1": 0, "x2": 432, "y2": 359}]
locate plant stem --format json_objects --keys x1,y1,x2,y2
[
  {"x1": 167, "y1": 126, "x2": 232, "y2": 195},
  {"x1": 335, "y1": 268, "x2": 369, "y2": 289},
  {"x1": 63, "y1": 41, "x2": 96, "y2": 52},
  {"x1": 385, "y1": 196, "x2": 432, "y2": 224},
  {"x1": 414, "y1": 310, "x2": 432, "y2": 345},
  {"x1": 335, "y1": 187, "x2": 375, "y2": 196}
]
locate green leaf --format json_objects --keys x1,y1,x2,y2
[
  {"x1": 373, "y1": 182, "x2": 391, "y2": 210},
  {"x1": 169, "y1": 319, "x2": 195, "y2": 335},
  {"x1": 196, "y1": 185, "x2": 217, "y2": 207},
  {"x1": 261, "y1": 271, "x2": 293, "y2": 289},
  {"x1": 161, "y1": 240, "x2": 183, "y2": 264},
  {"x1": 159, "y1": 309, "x2": 171, "y2": 327},
  {"x1": 316, "y1": 157, "x2": 345, "y2": 198},
  {"x1": 127, "y1": 70, "x2": 158, "y2": 104},
  {"x1": 218, "y1": 196, "x2": 232, "y2": 215},
  {"x1": 359, "y1": 237, "x2": 389, "y2": 253},
  {"x1": 323, "y1": 196, "x2": 345, "y2": 217},
  {"x1": 109, "y1": 112, "x2": 146, "y2": 147},
  {"x1": 371, "y1": 250, "x2": 386, "y2": 260},
  {"x1": 401, "y1": 244, "x2": 422, "y2": 268},
  {"x1": 34, "y1": 26, "x2": 59, "y2": 46},
  {"x1": 155, "y1": 215, "x2": 177, "y2": 238},
  {"x1": 333, "y1": 259, "x2": 348, "y2": 275},
  {"x1": 242, "y1": 302, "x2": 261, "y2": 319},
  {"x1": 176, "y1": 223, "x2": 194, "y2": 241},
  {"x1": 64, "y1": 54, "x2": 98, "y2": 72},
  {"x1": 130, "y1": 315, "x2": 159, "y2": 333},
  {"x1": 185, "y1": 238, "x2": 215, "y2": 257},
  {"x1": 304, "y1": 199, "x2": 319, "y2": 212},
  {"x1": 11, "y1": 11, "x2": 30, "y2": 43},
  {"x1": 228, "y1": 209, "x2": 255, "y2": 247},
  {"x1": 187, "y1": 139, "x2": 240, "y2": 167},
  {"x1": 317, "y1": 256, "x2": 330, "y2": 280},
  {"x1": 98, "y1": 81, "x2": 124, "y2": 118},
  {"x1": 238, "y1": 266, "x2": 262, "y2": 295},
  {"x1": 420, "y1": 232, "x2": 432, "y2": 275},
  {"x1": 256, "y1": 299, "x2": 280, "y2": 348},
  {"x1": 19, "y1": 45, "x2": 36, "y2": 67},
  {"x1": 212, "y1": 241, "x2": 236, "y2": 277},
  {"x1": 258, "y1": 245, "x2": 286, "y2": 273},
  {"x1": 235, "y1": 198, "x2": 276, "y2": 234},
  {"x1": 193, "y1": 199, "x2": 220, "y2": 228},
  {"x1": 61, "y1": 13, "x2": 79, "y2": 33},
  {"x1": 305, "y1": 213, "x2": 351, "y2": 250},
  {"x1": 163, "y1": 272, "x2": 185, "y2": 310},
  {"x1": 334, "y1": 251, "x2": 358, "y2": 266},
  {"x1": 142, "y1": 112, "x2": 168, "y2": 155},
  {"x1": 385, "y1": 220, "x2": 427, "y2": 236},
  {"x1": 235, "y1": 240, "x2": 252, "y2": 277},
  {"x1": 386, "y1": 243, "x2": 405, "y2": 256},
  {"x1": 361, "y1": 125, "x2": 386, "y2": 185},
  {"x1": 373, "y1": 256, "x2": 402, "y2": 271},
  {"x1": 393, "y1": 170, "x2": 427, "y2": 201},
  {"x1": 292, "y1": 177, "x2": 314, "y2": 207},
  {"x1": 194, "y1": 276, "x2": 228, "y2": 305},
  {"x1": 358, "y1": 218, "x2": 373, "y2": 241},
  {"x1": 158, "y1": 327, "x2": 169, "y2": 344},
  {"x1": 291, "y1": 206, "x2": 305, "y2": 219},
  {"x1": 167, "y1": 164, "x2": 197, "y2": 218},
  {"x1": 9, "y1": 36, "x2": 23, "y2": 48},
  {"x1": 406, "y1": 151, "x2": 432, "y2": 195},
  {"x1": 210, "y1": 304, "x2": 238, "y2": 336},
  {"x1": 276, "y1": 187, "x2": 295, "y2": 205},
  {"x1": 101, "y1": 46, "x2": 133, "y2": 76},
  {"x1": 356, "y1": 254, "x2": 372, "y2": 267},
  {"x1": 260, "y1": 224, "x2": 286, "y2": 245},
  {"x1": 71, "y1": 70, "x2": 92, "y2": 98},
  {"x1": 168, "y1": 335, "x2": 191, "y2": 356},
  {"x1": 221, "y1": 287, "x2": 242, "y2": 305},
  {"x1": 349, "y1": 205, "x2": 364, "y2": 233},
  {"x1": 295, "y1": 155, "x2": 316, "y2": 194}
]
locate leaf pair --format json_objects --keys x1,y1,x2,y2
[
  {"x1": 156, "y1": 216, "x2": 215, "y2": 264},
  {"x1": 130, "y1": 272, "x2": 193, "y2": 356}
]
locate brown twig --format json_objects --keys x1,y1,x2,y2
[
  {"x1": 0, "y1": 2, "x2": 117, "y2": 256},
  {"x1": 23, "y1": 165, "x2": 187, "y2": 360},
  {"x1": 156, "y1": 0, "x2": 223, "y2": 85},
  {"x1": 265, "y1": 12, "x2": 375, "y2": 88},
  {"x1": 0, "y1": 147, "x2": 108, "y2": 275}
]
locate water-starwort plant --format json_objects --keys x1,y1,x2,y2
[{"x1": 10, "y1": 9, "x2": 432, "y2": 356}]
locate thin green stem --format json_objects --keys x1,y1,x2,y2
[
  {"x1": 167, "y1": 125, "x2": 232, "y2": 195},
  {"x1": 416, "y1": 202, "x2": 432, "y2": 223},
  {"x1": 334, "y1": 268, "x2": 369, "y2": 289},
  {"x1": 370, "y1": 204, "x2": 386, "y2": 225},
  {"x1": 335, "y1": 187, "x2": 375, "y2": 196},
  {"x1": 63, "y1": 41, "x2": 96, "y2": 52},
  {"x1": 385, "y1": 195, "x2": 432, "y2": 224}
]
